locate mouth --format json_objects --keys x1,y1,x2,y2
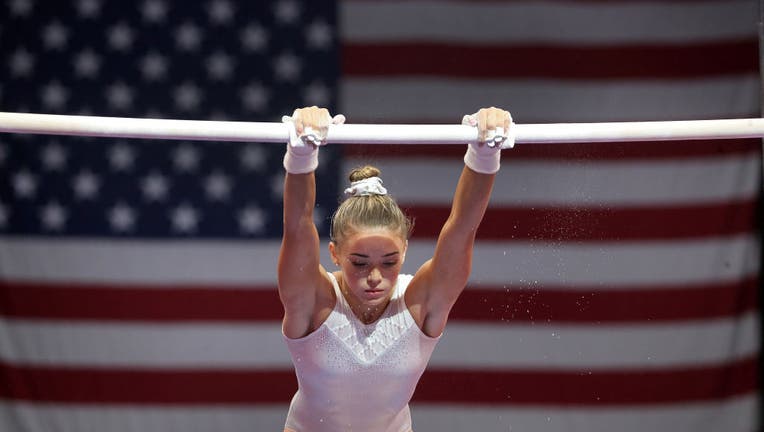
[{"x1": 364, "y1": 289, "x2": 385, "y2": 298}]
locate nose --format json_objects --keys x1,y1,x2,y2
[{"x1": 367, "y1": 267, "x2": 382, "y2": 287}]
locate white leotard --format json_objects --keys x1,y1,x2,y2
[{"x1": 283, "y1": 273, "x2": 440, "y2": 432}]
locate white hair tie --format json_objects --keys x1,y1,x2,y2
[{"x1": 344, "y1": 177, "x2": 388, "y2": 197}]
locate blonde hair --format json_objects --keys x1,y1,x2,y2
[{"x1": 330, "y1": 166, "x2": 413, "y2": 245}]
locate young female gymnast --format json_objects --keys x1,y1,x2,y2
[{"x1": 278, "y1": 106, "x2": 513, "y2": 431}]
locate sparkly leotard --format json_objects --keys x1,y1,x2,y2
[{"x1": 283, "y1": 273, "x2": 440, "y2": 432}]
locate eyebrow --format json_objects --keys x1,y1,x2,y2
[{"x1": 349, "y1": 251, "x2": 400, "y2": 258}]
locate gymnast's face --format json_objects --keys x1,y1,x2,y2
[{"x1": 329, "y1": 227, "x2": 407, "y2": 310}]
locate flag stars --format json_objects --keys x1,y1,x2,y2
[
  {"x1": 241, "y1": 24, "x2": 268, "y2": 52},
  {"x1": 10, "y1": 48, "x2": 35, "y2": 77},
  {"x1": 108, "y1": 202, "x2": 136, "y2": 232},
  {"x1": 9, "y1": 0, "x2": 33, "y2": 17},
  {"x1": 140, "y1": 52, "x2": 168, "y2": 81},
  {"x1": 141, "y1": 172, "x2": 169, "y2": 201},
  {"x1": 76, "y1": 0, "x2": 101, "y2": 18},
  {"x1": 274, "y1": 52, "x2": 301, "y2": 81},
  {"x1": 174, "y1": 82, "x2": 203, "y2": 111},
  {"x1": 207, "y1": 0, "x2": 234, "y2": 25},
  {"x1": 304, "y1": 81, "x2": 330, "y2": 107},
  {"x1": 238, "y1": 205, "x2": 266, "y2": 234},
  {"x1": 275, "y1": 0, "x2": 300, "y2": 24},
  {"x1": 142, "y1": 0, "x2": 168, "y2": 23},
  {"x1": 206, "y1": 51, "x2": 234, "y2": 81},
  {"x1": 72, "y1": 170, "x2": 100, "y2": 200},
  {"x1": 175, "y1": 22, "x2": 203, "y2": 51},
  {"x1": 41, "y1": 141, "x2": 68, "y2": 171},
  {"x1": 170, "y1": 204, "x2": 200, "y2": 233},
  {"x1": 42, "y1": 21, "x2": 69, "y2": 50},
  {"x1": 240, "y1": 144, "x2": 267, "y2": 171},
  {"x1": 241, "y1": 82, "x2": 268, "y2": 112},
  {"x1": 106, "y1": 82, "x2": 134, "y2": 111},
  {"x1": 108, "y1": 22, "x2": 135, "y2": 51},
  {"x1": 40, "y1": 201, "x2": 68, "y2": 231},
  {"x1": 172, "y1": 144, "x2": 200, "y2": 172},
  {"x1": 108, "y1": 143, "x2": 136, "y2": 171},
  {"x1": 204, "y1": 171, "x2": 232, "y2": 201},
  {"x1": 12, "y1": 170, "x2": 37, "y2": 199},
  {"x1": 306, "y1": 20, "x2": 332, "y2": 49},
  {"x1": 41, "y1": 81, "x2": 69, "y2": 110},
  {"x1": 73, "y1": 49, "x2": 101, "y2": 78}
]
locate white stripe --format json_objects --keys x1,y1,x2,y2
[
  {"x1": 0, "y1": 234, "x2": 758, "y2": 286},
  {"x1": 0, "y1": 395, "x2": 757, "y2": 432},
  {"x1": 340, "y1": 76, "x2": 760, "y2": 123},
  {"x1": 1, "y1": 312, "x2": 757, "y2": 369},
  {"x1": 411, "y1": 395, "x2": 758, "y2": 432},
  {"x1": 342, "y1": 1, "x2": 756, "y2": 44},
  {"x1": 344, "y1": 156, "x2": 761, "y2": 206}
]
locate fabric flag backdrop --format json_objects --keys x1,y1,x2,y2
[{"x1": 0, "y1": 0, "x2": 760, "y2": 431}]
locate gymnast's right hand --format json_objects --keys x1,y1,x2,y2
[{"x1": 282, "y1": 106, "x2": 345, "y2": 174}]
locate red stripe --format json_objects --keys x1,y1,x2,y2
[
  {"x1": 342, "y1": 139, "x2": 762, "y2": 160},
  {"x1": 0, "y1": 357, "x2": 756, "y2": 405},
  {"x1": 343, "y1": 40, "x2": 758, "y2": 79},
  {"x1": 406, "y1": 200, "x2": 758, "y2": 241},
  {"x1": 0, "y1": 277, "x2": 756, "y2": 323}
]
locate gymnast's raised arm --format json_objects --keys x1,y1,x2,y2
[
  {"x1": 406, "y1": 107, "x2": 513, "y2": 338},
  {"x1": 277, "y1": 106, "x2": 343, "y2": 339}
]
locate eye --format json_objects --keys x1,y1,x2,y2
[
  {"x1": 383, "y1": 261, "x2": 398, "y2": 267},
  {"x1": 350, "y1": 261, "x2": 368, "y2": 268}
]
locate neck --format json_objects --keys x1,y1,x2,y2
[{"x1": 339, "y1": 277, "x2": 390, "y2": 324}]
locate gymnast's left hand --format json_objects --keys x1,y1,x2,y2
[
  {"x1": 284, "y1": 106, "x2": 346, "y2": 150},
  {"x1": 462, "y1": 107, "x2": 514, "y2": 151}
]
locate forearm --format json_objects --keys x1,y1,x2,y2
[
  {"x1": 446, "y1": 166, "x2": 495, "y2": 240},
  {"x1": 283, "y1": 171, "x2": 317, "y2": 234}
]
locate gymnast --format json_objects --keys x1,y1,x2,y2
[{"x1": 278, "y1": 105, "x2": 513, "y2": 431}]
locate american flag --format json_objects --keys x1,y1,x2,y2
[{"x1": 0, "y1": 0, "x2": 760, "y2": 431}]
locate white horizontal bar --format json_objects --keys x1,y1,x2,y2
[{"x1": 0, "y1": 112, "x2": 763, "y2": 144}]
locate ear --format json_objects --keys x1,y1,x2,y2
[{"x1": 328, "y1": 241, "x2": 339, "y2": 265}]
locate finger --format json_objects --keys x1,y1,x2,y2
[
  {"x1": 504, "y1": 109, "x2": 511, "y2": 132},
  {"x1": 477, "y1": 109, "x2": 488, "y2": 142}
]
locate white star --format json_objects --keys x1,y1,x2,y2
[
  {"x1": 76, "y1": 0, "x2": 101, "y2": 18},
  {"x1": 174, "y1": 82, "x2": 202, "y2": 111},
  {"x1": 240, "y1": 144, "x2": 266, "y2": 171},
  {"x1": 142, "y1": 0, "x2": 168, "y2": 23},
  {"x1": 9, "y1": 0, "x2": 33, "y2": 17},
  {"x1": 141, "y1": 172, "x2": 169, "y2": 201},
  {"x1": 241, "y1": 82, "x2": 268, "y2": 112},
  {"x1": 73, "y1": 49, "x2": 101, "y2": 78},
  {"x1": 238, "y1": 205, "x2": 266, "y2": 234},
  {"x1": 10, "y1": 48, "x2": 35, "y2": 77},
  {"x1": 42, "y1": 21, "x2": 69, "y2": 50},
  {"x1": 240, "y1": 24, "x2": 268, "y2": 52},
  {"x1": 72, "y1": 170, "x2": 100, "y2": 200},
  {"x1": 206, "y1": 51, "x2": 234, "y2": 81},
  {"x1": 108, "y1": 142, "x2": 136, "y2": 171},
  {"x1": 207, "y1": 0, "x2": 234, "y2": 25},
  {"x1": 175, "y1": 22, "x2": 203, "y2": 51},
  {"x1": 204, "y1": 171, "x2": 232, "y2": 201},
  {"x1": 273, "y1": 52, "x2": 301, "y2": 81},
  {"x1": 170, "y1": 204, "x2": 200, "y2": 233},
  {"x1": 41, "y1": 141, "x2": 67, "y2": 170},
  {"x1": 140, "y1": 52, "x2": 168, "y2": 81},
  {"x1": 106, "y1": 82, "x2": 134, "y2": 110},
  {"x1": 275, "y1": 0, "x2": 300, "y2": 24},
  {"x1": 0, "y1": 203, "x2": 8, "y2": 228},
  {"x1": 172, "y1": 144, "x2": 200, "y2": 172},
  {"x1": 108, "y1": 22, "x2": 135, "y2": 51},
  {"x1": 270, "y1": 172, "x2": 285, "y2": 199},
  {"x1": 306, "y1": 20, "x2": 332, "y2": 49},
  {"x1": 40, "y1": 201, "x2": 68, "y2": 231},
  {"x1": 40, "y1": 81, "x2": 69, "y2": 110},
  {"x1": 13, "y1": 170, "x2": 38, "y2": 199},
  {"x1": 304, "y1": 81, "x2": 330, "y2": 106},
  {"x1": 108, "y1": 202, "x2": 136, "y2": 232}
]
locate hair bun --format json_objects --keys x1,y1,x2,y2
[{"x1": 349, "y1": 165, "x2": 381, "y2": 182}]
